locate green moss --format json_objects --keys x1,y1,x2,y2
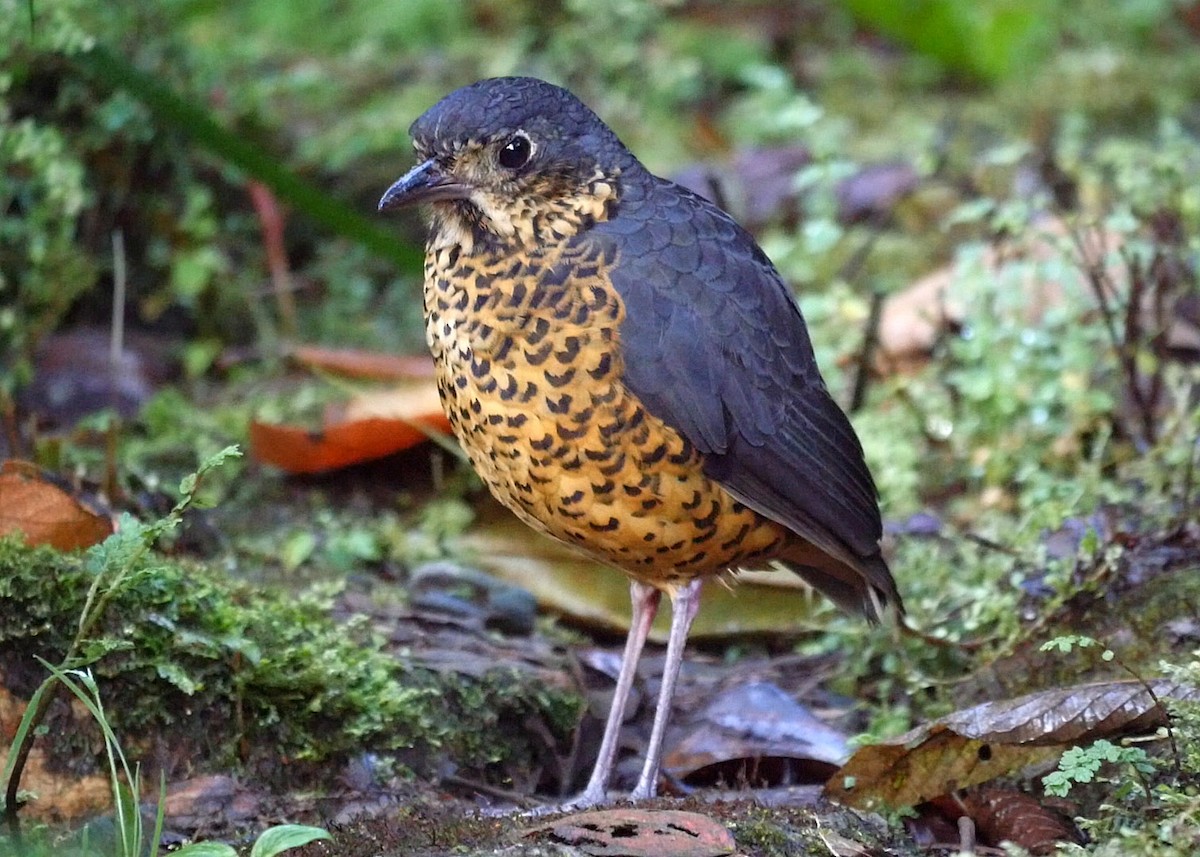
[
  {"x1": 0, "y1": 536, "x2": 579, "y2": 782},
  {"x1": 729, "y1": 807, "x2": 796, "y2": 856},
  {"x1": 727, "y1": 803, "x2": 901, "y2": 857}
]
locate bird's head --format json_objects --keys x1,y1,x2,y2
[{"x1": 378, "y1": 77, "x2": 635, "y2": 250}]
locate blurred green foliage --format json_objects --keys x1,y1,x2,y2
[
  {"x1": 1, "y1": 0, "x2": 425, "y2": 397},
  {"x1": 844, "y1": 0, "x2": 1057, "y2": 82},
  {"x1": 3, "y1": 0, "x2": 1197, "y2": 391},
  {"x1": 844, "y1": 0, "x2": 1190, "y2": 83}
]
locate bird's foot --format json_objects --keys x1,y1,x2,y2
[
  {"x1": 626, "y1": 782, "x2": 656, "y2": 802},
  {"x1": 523, "y1": 786, "x2": 613, "y2": 817}
]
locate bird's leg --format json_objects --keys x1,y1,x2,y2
[
  {"x1": 571, "y1": 580, "x2": 661, "y2": 809},
  {"x1": 629, "y1": 576, "x2": 702, "y2": 801}
]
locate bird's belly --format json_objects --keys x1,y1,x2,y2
[{"x1": 424, "y1": 259, "x2": 787, "y2": 588}]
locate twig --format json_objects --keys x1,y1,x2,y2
[
  {"x1": 849, "y1": 290, "x2": 885, "y2": 414},
  {"x1": 1182, "y1": 423, "x2": 1198, "y2": 522},
  {"x1": 0, "y1": 392, "x2": 21, "y2": 459},
  {"x1": 248, "y1": 180, "x2": 297, "y2": 337},
  {"x1": 1117, "y1": 244, "x2": 1158, "y2": 445},
  {"x1": 110, "y1": 229, "x2": 126, "y2": 367},
  {"x1": 106, "y1": 229, "x2": 127, "y2": 501},
  {"x1": 958, "y1": 814, "x2": 977, "y2": 854},
  {"x1": 440, "y1": 774, "x2": 540, "y2": 807},
  {"x1": 1067, "y1": 223, "x2": 1158, "y2": 448}
]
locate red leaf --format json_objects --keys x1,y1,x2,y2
[{"x1": 525, "y1": 809, "x2": 735, "y2": 857}]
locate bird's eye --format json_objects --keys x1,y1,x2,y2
[{"x1": 498, "y1": 134, "x2": 533, "y2": 170}]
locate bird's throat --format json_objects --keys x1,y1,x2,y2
[{"x1": 429, "y1": 172, "x2": 620, "y2": 255}]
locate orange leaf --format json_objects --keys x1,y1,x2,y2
[
  {"x1": 250, "y1": 379, "x2": 451, "y2": 473},
  {"x1": 0, "y1": 460, "x2": 113, "y2": 551}
]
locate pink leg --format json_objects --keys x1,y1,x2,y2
[
  {"x1": 570, "y1": 580, "x2": 660, "y2": 809},
  {"x1": 629, "y1": 577, "x2": 702, "y2": 800}
]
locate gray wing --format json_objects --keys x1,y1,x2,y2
[{"x1": 588, "y1": 173, "x2": 884, "y2": 569}]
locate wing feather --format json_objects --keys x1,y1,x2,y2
[{"x1": 589, "y1": 174, "x2": 885, "y2": 568}]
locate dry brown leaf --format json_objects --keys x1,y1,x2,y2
[
  {"x1": 21, "y1": 328, "x2": 163, "y2": 426},
  {"x1": 663, "y1": 681, "x2": 850, "y2": 785},
  {"x1": 524, "y1": 808, "x2": 735, "y2": 857},
  {"x1": 826, "y1": 678, "x2": 1198, "y2": 809},
  {"x1": 0, "y1": 460, "x2": 113, "y2": 551},
  {"x1": 966, "y1": 787, "x2": 1080, "y2": 854},
  {"x1": 876, "y1": 218, "x2": 1200, "y2": 374}
]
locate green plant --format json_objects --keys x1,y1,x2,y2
[
  {"x1": 0, "y1": 459, "x2": 582, "y2": 815},
  {"x1": 1030, "y1": 643, "x2": 1200, "y2": 853},
  {"x1": 2, "y1": 446, "x2": 241, "y2": 831},
  {"x1": 2, "y1": 0, "x2": 426, "y2": 410},
  {"x1": 173, "y1": 824, "x2": 330, "y2": 857},
  {"x1": 0, "y1": 88, "x2": 94, "y2": 395},
  {"x1": 4, "y1": 664, "x2": 161, "y2": 857},
  {"x1": 1, "y1": 664, "x2": 330, "y2": 857},
  {"x1": 1043, "y1": 739, "x2": 1157, "y2": 799},
  {"x1": 844, "y1": 0, "x2": 1058, "y2": 82}
]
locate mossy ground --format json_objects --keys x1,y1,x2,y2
[{"x1": 0, "y1": 534, "x2": 581, "y2": 794}]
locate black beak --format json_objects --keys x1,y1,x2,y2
[{"x1": 378, "y1": 159, "x2": 471, "y2": 211}]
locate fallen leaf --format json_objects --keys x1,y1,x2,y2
[
  {"x1": 826, "y1": 678, "x2": 1198, "y2": 809},
  {"x1": 17, "y1": 328, "x2": 168, "y2": 427},
  {"x1": 161, "y1": 774, "x2": 269, "y2": 831},
  {"x1": 0, "y1": 460, "x2": 113, "y2": 551},
  {"x1": 335, "y1": 383, "x2": 443, "y2": 422},
  {"x1": 966, "y1": 787, "x2": 1080, "y2": 854},
  {"x1": 815, "y1": 826, "x2": 874, "y2": 857},
  {"x1": 250, "y1": 378, "x2": 451, "y2": 474},
  {"x1": 834, "y1": 161, "x2": 919, "y2": 224},
  {"x1": 875, "y1": 263, "x2": 965, "y2": 374},
  {"x1": 663, "y1": 681, "x2": 850, "y2": 786},
  {"x1": 285, "y1": 345, "x2": 439, "y2": 381},
  {"x1": 673, "y1": 148, "x2": 917, "y2": 230},
  {"x1": 462, "y1": 500, "x2": 825, "y2": 640},
  {"x1": 525, "y1": 808, "x2": 735, "y2": 857},
  {"x1": 876, "y1": 218, "x2": 1200, "y2": 374}
]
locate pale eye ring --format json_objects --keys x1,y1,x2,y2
[{"x1": 498, "y1": 132, "x2": 534, "y2": 170}]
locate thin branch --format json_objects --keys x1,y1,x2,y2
[{"x1": 850, "y1": 290, "x2": 885, "y2": 414}]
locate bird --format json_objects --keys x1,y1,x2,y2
[{"x1": 378, "y1": 76, "x2": 901, "y2": 808}]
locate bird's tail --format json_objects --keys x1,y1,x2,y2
[{"x1": 781, "y1": 546, "x2": 902, "y2": 623}]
